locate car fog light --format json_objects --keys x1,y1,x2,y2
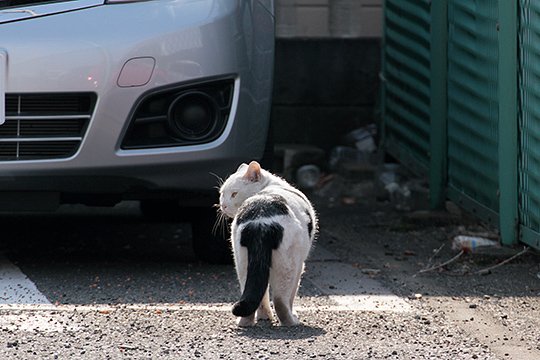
[
  {"x1": 168, "y1": 92, "x2": 218, "y2": 141},
  {"x1": 121, "y1": 78, "x2": 233, "y2": 149}
]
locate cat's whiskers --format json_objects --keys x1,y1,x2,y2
[
  {"x1": 212, "y1": 208, "x2": 229, "y2": 237},
  {"x1": 209, "y1": 172, "x2": 224, "y2": 187},
  {"x1": 212, "y1": 170, "x2": 229, "y2": 237}
]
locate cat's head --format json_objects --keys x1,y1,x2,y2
[{"x1": 219, "y1": 161, "x2": 268, "y2": 218}]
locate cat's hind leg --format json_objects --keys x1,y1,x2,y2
[
  {"x1": 256, "y1": 286, "x2": 273, "y2": 321},
  {"x1": 271, "y1": 262, "x2": 303, "y2": 326},
  {"x1": 236, "y1": 284, "x2": 269, "y2": 326},
  {"x1": 273, "y1": 298, "x2": 299, "y2": 326},
  {"x1": 236, "y1": 287, "x2": 271, "y2": 326}
]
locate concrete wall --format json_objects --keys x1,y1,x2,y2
[
  {"x1": 271, "y1": 1, "x2": 383, "y2": 152},
  {"x1": 272, "y1": 38, "x2": 381, "y2": 151},
  {"x1": 275, "y1": 0, "x2": 383, "y2": 38}
]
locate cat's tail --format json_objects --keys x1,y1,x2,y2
[{"x1": 232, "y1": 222, "x2": 283, "y2": 318}]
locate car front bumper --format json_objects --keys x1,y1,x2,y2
[{"x1": 0, "y1": 0, "x2": 274, "y2": 197}]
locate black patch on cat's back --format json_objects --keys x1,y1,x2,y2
[{"x1": 236, "y1": 194, "x2": 289, "y2": 225}]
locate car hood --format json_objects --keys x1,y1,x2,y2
[{"x1": 0, "y1": 0, "x2": 103, "y2": 24}]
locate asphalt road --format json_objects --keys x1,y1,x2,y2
[{"x1": 0, "y1": 200, "x2": 538, "y2": 359}]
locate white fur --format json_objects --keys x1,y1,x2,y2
[{"x1": 219, "y1": 162, "x2": 317, "y2": 326}]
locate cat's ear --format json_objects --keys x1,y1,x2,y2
[
  {"x1": 236, "y1": 163, "x2": 248, "y2": 173},
  {"x1": 243, "y1": 161, "x2": 262, "y2": 182}
]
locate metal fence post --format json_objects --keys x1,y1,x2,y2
[{"x1": 498, "y1": 0, "x2": 518, "y2": 245}]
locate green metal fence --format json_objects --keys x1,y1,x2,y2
[
  {"x1": 447, "y1": 0, "x2": 500, "y2": 220},
  {"x1": 382, "y1": 0, "x2": 432, "y2": 174},
  {"x1": 381, "y1": 0, "x2": 540, "y2": 249},
  {"x1": 519, "y1": 0, "x2": 540, "y2": 249}
]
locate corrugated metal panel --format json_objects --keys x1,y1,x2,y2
[
  {"x1": 382, "y1": 0, "x2": 431, "y2": 172},
  {"x1": 519, "y1": 0, "x2": 540, "y2": 234},
  {"x1": 447, "y1": 0, "x2": 499, "y2": 213}
]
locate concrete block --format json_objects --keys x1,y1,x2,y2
[
  {"x1": 295, "y1": 6, "x2": 330, "y2": 37},
  {"x1": 356, "y1": 8, "x2": 383, "y2": 38},
  {"x1": 273, "y1": 39, "x2": 381, "y2": 106},
  {"x1": 294, "y1": 0, "x2": 328, "y2": 5},
  {"x1": 273, "y1": 143, "x2": 326, "y2": 183},
  {"x1": 276, "y1": 5, "x2": 297, "y2": 37},
  {"x1": 276, "y1": 0, "x2": 382, "y2": 38},
  {"x1": 329, "y1": 0, "x2": 382, "y2": 38},
  {"x1": 271, "y1": 106, "x2": 376, "y2": 152}
]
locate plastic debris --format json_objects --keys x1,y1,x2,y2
[
  {"x1": 329, "y1": 125, "x2": 378, "y2": 172},
  {"x1": 343, "y1": 124, "x2": 377, "y2": 152},
  {"x1": 295, "y1": 164, "x2": 321, "y2": 189},
  {"x1": 452, "y1": 235, "x2": 499, "y2": 253},
  {"x1": 376, "y1": 163, "x2": 399, "y2": 191},
  {"x1": 329, "y1": 146, "x2": 372, "y2": 171},
  {"x1": 376, "y1": 163, "x2": 412, "y2": 210}
]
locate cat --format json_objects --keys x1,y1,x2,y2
[{"x1": 218, "y1": 160, "x2": 317, "y2": 327}]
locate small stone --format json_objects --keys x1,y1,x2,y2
[
  {"x1": 469, "y1": 304, "x2": 478, "y2": 309},
  {"x1": 361, "y1": 269, "x2": 381, "y2": 276}
]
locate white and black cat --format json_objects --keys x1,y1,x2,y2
[{"x1": 218, "y1": 161, "x2": 317, "y2": 327}]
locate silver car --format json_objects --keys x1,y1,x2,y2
[{"x1": 0, "y1": 0, "x2": 275, "y2": 262}]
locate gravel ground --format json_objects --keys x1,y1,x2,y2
[
  {"x1": 0, "y1": 306, "x2": 497, "y2": 359},
  {"x1": 315, "y1": 192, "x2": 540, "y2": 360},
  {"x1": 0, "y1": 193, "x2": 538, "y2": 359}
]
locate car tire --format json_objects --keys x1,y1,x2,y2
[
  {"x1": 190, "y1": 207, "x2": 233, "y2": 264},
  {"x1": 139, "y1": 199, "x2": 183, "y2": 221}
]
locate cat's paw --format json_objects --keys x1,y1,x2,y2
[
  {"x1": 256, "y1": 310, "x2": 274, "y2": 322},
  {"x1": 237, "y1": 317, "x2": 256, "y2": 327},
  {"x1": 278, "y1": 314, "x2": 300, "y2": 327}
]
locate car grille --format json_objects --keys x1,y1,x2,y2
[{"x1": 2, "y1": 93, "x2": 96, "y2": 161}]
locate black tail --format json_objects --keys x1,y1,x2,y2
[{"x1": 232, "y1": 222, "x2": 283, "y2": 317}]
